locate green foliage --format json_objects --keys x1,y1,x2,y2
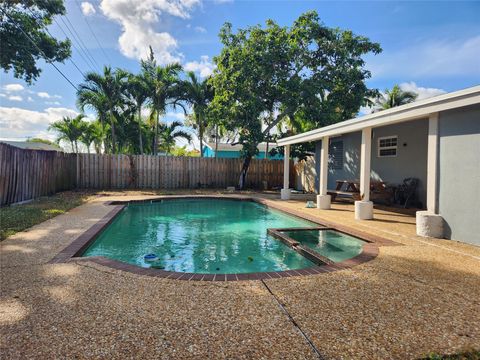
[
  {"x1": 0, "y1": 191, "x2": 87, "y2": 240},
  {"x1": 209, "y1": 11, "x2": 381, "y2": 187},
  {"x1": 374, "y1": 84, "x2": 418, "y2": 111},
  {"x1": 179, "y1": 71, "x2": 214, "y2": 157},
  {"x1": 158, "y1": 121, "x2": 192, "y2": 155},
  {"x1": 77, "y1": 66, "x2": 129, "y2": 153},
  {"x1": 0, "y1": 0, "x2": 71, "y2": 83},
  {"x1": 170, "y1": 145, "x2": 199, "y2": 157},
  {"x1": 26, "y1": 138, "x2": 62, "y2": 149},
  {"x1": 48, "y1": 114, "x2": 86, "y2": 153}
]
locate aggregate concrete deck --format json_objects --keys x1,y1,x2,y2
[{"x1": 1, "y1": 191, "x2": 479, "y2": 359}]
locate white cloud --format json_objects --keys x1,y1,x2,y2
[
  {"x1": 8, "y1": 96, "x2": 23, "y2": 102},
  {"x1": 100, "y1": 0, "x2": 200, "y2": 62},
  {"x1": 194, "y1": 26, "x2": 206, "y2": 33},
  {"x1": 81, "y1": 2, "x2": 96, "y2": 16},
  {"x1": 399, "y1": 82, "x2": 446, "y2": 100},
  {"x1": 37, "y1": 92, "x2": 61, "y2": 99},
  {"x1": 45, "y1": 101, "x2": 62, "y2": 105},
  {"x1": 3, "y1": 84, "x2": 24, "y2": 92},
  {"x1": 27, "y1": 96, "x2": 34, "y2": 102},
  {"x1": 184, "y1": 55, "x2": 215, "y2": 78},
  {"x1": 0, "y1": 107, "x2": 78, "y2": 140},
  {"x1": 0, "y1": 94, "x2": 6, "y2": 98},
  {"x1": 369, "y1": 35, "x2": 480, "y2": 79}
]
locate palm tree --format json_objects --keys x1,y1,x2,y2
[
  {"x1": 374, "y1": 85, "x2": 418, "y2": 111},
  {"x1": 77, "y1": 66, "x2": 128, "y2": 153},
  {"x1": 125, "y1": 73, "x2": 149, "y2": 154},
  {"x1": 144, "y1": 64, "x2": 183, "y2": 155},
  {"x1": 180, "y1": 72, "x2": 213, "y2": 157},
  {"x1": 79, "y1": 121, "x2": 98, "y2": 154},
  {"x1": 90, "y1": 120, "x2": 108, "y2": 154},
  {"x1": 48, "y1": 115, "x2": 85, "y2": 153},
  {"x1": 158, "y1": 121, "x2": 192, "y2": 155}
]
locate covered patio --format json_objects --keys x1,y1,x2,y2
[{"x1": 278, "y1": 86, "x2": 480, "y2": 239}]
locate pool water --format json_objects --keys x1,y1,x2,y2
[
  {"x1": 83, "y1": 199, "x2": 317, "y2": 274},
  {"x1": 282, "y1": 229, "x2": 366, "y2": 263}
]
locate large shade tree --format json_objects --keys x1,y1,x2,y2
[
  {"x1": 209, "y1": 11, "x2": 382, "y2": 188},
  {"x1": 0, "y1": 0, "x2": 71, "y2": 83}
]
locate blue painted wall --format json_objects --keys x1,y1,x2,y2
[{"x1": 202, "y1": 147, "x2": 283, "y2": 159}]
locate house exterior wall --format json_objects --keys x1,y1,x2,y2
[
  {"x1": 437, "y1": 104, "x2": 480, "y2": 245},
  {"x1": 371, "y1": 119, "x2": 428, "y2": 207},
  {"x1": 311, "y1": 119, "x2": 429, "y2": 206}
]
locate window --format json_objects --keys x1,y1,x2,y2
[
  {"x1": 329, "y1": 140, "x2": 343, "y2": 170},
  {"x1": 378, "y1": 136, "x2": 397, "y2": 157}
]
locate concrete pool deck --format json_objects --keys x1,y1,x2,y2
[{"x1": 1, "y1": 191, "x2": 479, "y2": 359}]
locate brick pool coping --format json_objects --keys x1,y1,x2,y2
[{"x1": 50, "y1": 195, "x2": 399, "y2": 281}]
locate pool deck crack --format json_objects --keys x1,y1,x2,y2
[{"x1": 261, "y1": 279, "x2": 325, "y2": 360}]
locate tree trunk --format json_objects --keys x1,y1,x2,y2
[
  {"x1": 110, "y1": 112, "x2": 116, "y2": 154},
  {"x1": 215, "y1": 124, "x2": 219, "y2": 158},
  {"x1": 154, "y1": 111, "x2": 159, "y2": 155},
  {"x1": 199, "y1": 113, "x2": 203, "y2": 158},
  {"x1": 265, "y1": 141, "x2": 269, "y2": 159},
  {"x1": 238, "y1": 154, "x2": 252, "y2": 190},
  {"x1": 138, "y1": 106, "x2": 143, "y2": 154}
]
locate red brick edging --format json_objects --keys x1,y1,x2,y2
[{"x1": 51, "y1": 195, "x2": 397, "y2": 281}]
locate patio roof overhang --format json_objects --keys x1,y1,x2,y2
[
  {"x1": 277, "y1": 85, "x2": 480, "y2": 238},
  {"x1": 277, "y1": 85, "x2": 480, "y2": 146}
]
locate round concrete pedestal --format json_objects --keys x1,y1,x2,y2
[
  {"x1": 280, "y1": 188, "x2": 291, "y2": 200},
  {"x1": 317, "y1": 194, "x2": 331, "y2": 209},
  {"x1": 416, "y1": 211, "x2": 444, "y2": 238},
  {"x1": 355, "y1": 200, "x2": 373, "y2": 220}
]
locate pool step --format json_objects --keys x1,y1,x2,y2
[{"x1": 267, "y1": 227, "x2": 335, "y2": 266}]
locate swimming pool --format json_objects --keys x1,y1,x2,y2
[{"x1": 82, "y1": 198, "x2": 366, "y2": 274}]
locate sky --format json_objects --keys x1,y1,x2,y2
[{"x1": 1, "y1": 0, "x2": 479, "y2": 147}]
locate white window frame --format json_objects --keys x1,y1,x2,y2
[{"x1": 377, "y1": 135, "x2": 398, "y2": 158}]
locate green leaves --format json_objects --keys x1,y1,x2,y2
[{"x1": 0, "y1": 1, "x2": 71, "y2": 83}]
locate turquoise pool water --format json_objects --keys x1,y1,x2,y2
[
  {"x1": 83, "y1": 199, "x2": 317, "y2": 274},
  {"x1": 283, "y1": 229, "x2": 366, "y2": 263}
]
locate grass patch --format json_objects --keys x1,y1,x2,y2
[{"x1": 0, "y1": 191, "x2": 90, "y2": 240}]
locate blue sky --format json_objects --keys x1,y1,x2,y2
[{"x1": 1, "y1": 0, "x2": 479, "y2": 143}]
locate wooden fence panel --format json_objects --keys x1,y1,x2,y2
[
  {"x1": 0, "y1": 143, "x2": 77, "y2": 206},
  {"x1": 0, "y1": 143, "x2": 292, "y2": 206}
]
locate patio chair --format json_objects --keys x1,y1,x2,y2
[{"x1": 395, "y1": 178, "x2": 419, "y2": 208}]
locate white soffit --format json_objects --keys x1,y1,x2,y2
[{"x1": 278, "y1": 85, "x2": 480, "y2": 146}]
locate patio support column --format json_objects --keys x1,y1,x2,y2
[
  {"x1": 416, "y1": 113, "x2": 444, "y2": 238},
  {"x1": 317, "y1": 137, "x2": 331, "y2": 209},
  {"x1": 281, "y1": 144, "x2": 291, "y2": 200},
  {"x1": 355, "y1": 127, "x2": 374, "y2": 220}
]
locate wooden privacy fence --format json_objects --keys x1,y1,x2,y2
[
  {"x1": 76, "y1": 154, "x2": 289, "y2": 190},
  {"x1": 0, "y1": 143, "x2": 76, "y2": 206},
  {"x1": 0, "y1": 144, "x2": 291, "y2": 206}
]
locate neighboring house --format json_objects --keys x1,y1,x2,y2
[
  {"x1": 278, "y1": 86, "x2": 480, "y2": 246},
  {"x1": 202, "y1": 142, "x2": 283, "y2": 159},
  {"x1": 0, "y1": 140, "x2": 62, "y2": 152}
]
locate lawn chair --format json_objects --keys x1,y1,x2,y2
[{"x1": 395, "y1": 178, "x2": 419, "y2": 208}]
